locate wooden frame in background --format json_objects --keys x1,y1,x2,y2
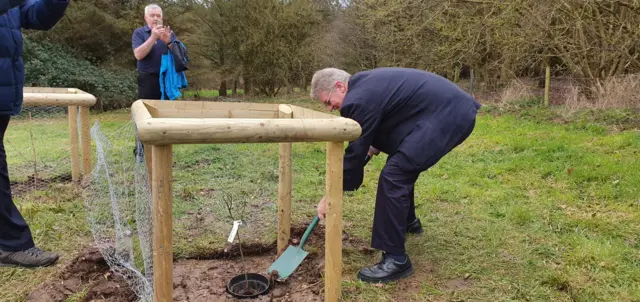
[
  {"x1": 131, "y1": 99, "x2": 362, "y2": 302},
  {"x1": 22, "y1": 87, "x2": 96, "y2": 182}
]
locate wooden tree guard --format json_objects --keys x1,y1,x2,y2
[
  {"x1": 131, "y1": 100, "x2": 362, "y2": 302},
  {"x1": 277, "y1": 105, "x2": 293, "y2": 255},
  {"x1": 22, "y1": 88, "x2": 96, "y2": 183}
]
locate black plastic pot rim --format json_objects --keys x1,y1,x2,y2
[{"x1": 226, "y1": 273, "x2": 272, "y2": 299}]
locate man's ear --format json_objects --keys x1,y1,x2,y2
[{"x1": 335, "y1": 81, "x2": 346, "y2": 93}]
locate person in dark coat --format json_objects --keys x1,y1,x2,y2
[
  {"x1": 312, "y1": 67, "x2": 481, "y2": 283},
  {"x1": 0, "y1": 0, "x2": 69, "y2": 268}
]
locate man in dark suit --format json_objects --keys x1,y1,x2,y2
[
  {"x1": 312, "y1": 67, "x2": 481, "y2": 283},
  {"x1": 0, "y1": 0, "x2": 69, "y2": 268}
]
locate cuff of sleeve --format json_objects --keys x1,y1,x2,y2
[{"x1": 343, "y1": 176, "x2": 363, "y2": 192}]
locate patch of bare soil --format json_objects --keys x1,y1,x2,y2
[
  {"x1": 27, "y1": 246, "x2": 136, "y2": 302},
  {"x1": 10, "y1": 173, "x2": 72, "y2": 196},
  {"x1": 172, "y1": 253, "x2": 322, "y2": 301},
  {"x1": 28, "y1": 223, "x2": 370, "y2": 302}
]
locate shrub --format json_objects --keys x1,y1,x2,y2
[{"x1": 22, "y1": 37, "x2": 137, "y2": 111}]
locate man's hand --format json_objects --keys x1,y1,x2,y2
[
  {"x1": 160, "y1": 26, "x2": 172, "y2": 44},
  {"x1": 317, "y1": 196, "x2": 327, "y2": 220},
  {"x1": 367, "y1": 146, "x2": 380, "y2": 157},
  {"x1": 151, "y1": 25, "x2": 165, "y2": 40}
]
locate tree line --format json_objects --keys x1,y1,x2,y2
[{"x1": 22, "y1": 0, "x2": 640, "y2": 109}]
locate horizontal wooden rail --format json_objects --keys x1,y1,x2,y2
[
  {"x1": 21, "y1": 87, "x2": 96, "y2": 182},
  {"x1": 23, "y1": 93, "x2": 97, "y2": 107},
  {"x1": 132, "y1": 99, "x2": 357, "y2": 302},
  {"x1": 132, "y1": 100, "x2": 361, "y2": 145},
  {"x1": 23, "y1": 87, "x2": 86, "y2": 94}
]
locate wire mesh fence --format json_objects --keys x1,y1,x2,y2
[
  {"x1": 84, "y1": 118, "x2": 284, "y2": 302},
  {"x1": 5, "y1": 88, "x2": 95, "y2": 196}
]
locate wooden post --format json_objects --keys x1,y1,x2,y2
[
  {"x1": 79, "y1": 106, "x2": 91, "y2": 178},
  {"x1": 325, "y1": 141, "x2": 344, "y2": 302},
  {"x1": 152, "y1": 145, "x2": 173, "y2": 302},
  {"x1": 544, "y1": 60, "x2": 551, "y2": 106},
  {"x1": 277, "y1": 105, "x2": 293, "y2": 255},
  {"x1": 68, "y1": 106, "x2": 80, "y2": 182}
]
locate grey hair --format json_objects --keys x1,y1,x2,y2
[
  {"x1": 310, "y1": 68, "x2": 351, "y2": 100},
  {"x1": 145, "y1": 4, "x2": 162, "y2": 17}
]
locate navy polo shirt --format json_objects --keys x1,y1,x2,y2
[{"x1": 132, "y1": 25, "x2": 177, "y2": 74}]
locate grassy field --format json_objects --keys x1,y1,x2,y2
[
  {"x1": 182, "y1": 89, "x2": 245, "y2": 98},
  {"x1": 181, "y1": 88, "x2": 306, "y2": 98},
  {"x1": 0, "y1": 97, "x2": 639, "y2": 302}
]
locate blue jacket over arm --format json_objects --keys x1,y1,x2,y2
[
  {"x1": 339, "y1": 68, "x2": 482, "y2": 191},
  {"x1": 160, "y1": 42, "x2": 188, "y2": 100},
  {"x1": 0, "y1": 0, "x2": 69, "y2": 116}
]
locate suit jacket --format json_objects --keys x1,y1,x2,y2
[{"x1": 339, "y1": 67, "x2": 481, "y2": 191}]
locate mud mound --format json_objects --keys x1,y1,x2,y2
[
  {"x1": 27, "y1": 246, "x2": 136, "y2": 302},
  {"x1": 27, "y1": 223, "x2": 371, "y2": 301},
  {"x1": 10, "y1": 173, "x2": 72, "y2": 196}
]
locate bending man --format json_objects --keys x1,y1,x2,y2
[{"x1": 311, "y1": 67, "x2": 481, "y2": 283}]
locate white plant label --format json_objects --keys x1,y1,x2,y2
[{"x1": 227, "y1": 220, "x2": 242, "y2": 243}]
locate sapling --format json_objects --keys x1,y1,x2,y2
[
  {"x1": 28, "y1": 112, "x2": 39, "y2": 187},
  {"x1": 221, "y1": 191, "x2": 253, "y2": 294}
]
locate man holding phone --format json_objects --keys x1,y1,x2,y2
[{"x1": 132, "y1": 4, "x2": 178, "y2": 99}]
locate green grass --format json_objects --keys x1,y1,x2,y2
[
  {"x1": 182, "y1": 87, "x2": 309, "y2": 98},
  {"x1": 5, "y1": 111, "x2": 73, "y2": 182},
  {"x1": 1, "y1": 98, "x2": 639, "y2": 302},
  {"x1": 182, "y1": 89, "x2": 245, "y2": 98}
]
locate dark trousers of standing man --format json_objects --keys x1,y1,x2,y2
[
  {"x1": 135, "y1": 71, "x2": 163, "y2": 159},
  {"x1": 137, "y1": 72, "x2": 164, "y2": 100},
  {"x1": 0, "y1": 115, "x2": 35, "y2": 252},
  {"x1": 371, "y1": 117, "x2": 477, "y2": 255}
]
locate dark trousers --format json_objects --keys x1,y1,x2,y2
[
  {"x1": 0, "y1": 115, "x2": 35, "y2": 252},
  {"x1": 133, "y1": 71, "x2": 158, "y2": 163},
  {"x1": 137, "y1": 72, "x2": 163, "y2": 100},
  {"x1": 371, "y1": 119, "x2": 476, "y2": 255}
]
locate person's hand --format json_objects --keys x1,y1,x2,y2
[
  {"x1": 368, "y1": 146, "x2": 380, "y2": 157},
  {"x1": 317, "y1": 196, "x2": 327, "y2": 220},
  {"x1": 160, "y1": 26, "x2": 172, "y2": 44},
  {"x1": 151, "y1": 25, "x2": 165, "y2": 40}
]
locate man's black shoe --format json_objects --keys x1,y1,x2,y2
[
  {"x1": 0, "y1": 247, "x2": 59, "y2": 268},
  {"x1": 407, "y1": 218, "x2": 423, "y2": 234},
  {"x1": 357, "y1": 253, "x2": 413, "y2": 283}
]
